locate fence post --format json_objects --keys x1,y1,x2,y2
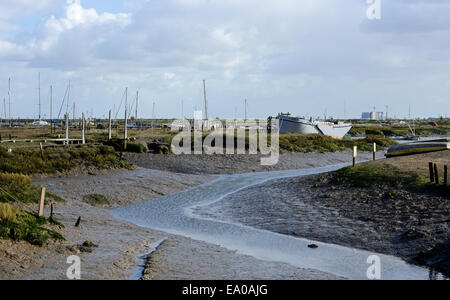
[
  {"x1": 38, "y1": 187, "x2": 46, "y2": 217},
  {"x1": 124, "y1": 107, "x2": 128, "y2": 150},
  {"x1": 373, "y1": 143, "x2": 377, "y2": 161},
  {"x1": 429, "y1": 162, "x2": 434, "y2": 183},
  {"x1": 434, "y1": 163, "x2": 439, "y2": 185},
  {"x1": 82, "y1": 112, "x2": 86, "y2": 145},
  {"x1": 65, "y1": 113, "x2": 69, "y2": 143},
  {"x1": 444, "y1": 165, "x2": 448, "y2": 187},
  {"x1": 353, "y1": 146, "x2": 357, "y2": 167},
  {"x1": 40, "y1": 142, "x2": 44, "y2": 158},
  {"x1": 108, "y1": 110, "x2": 112, "y2": 140}
]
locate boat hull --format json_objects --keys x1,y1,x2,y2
[
  {"x1": 277, "y1": 115, "x2": 352, "y2": 139},
  {"x1": 386, "y1": 142, "x2": 450, "y2": 158}
]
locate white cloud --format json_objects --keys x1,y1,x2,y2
[{"x1": 0, "y1": 0, "x2": 450, "y2": 119}]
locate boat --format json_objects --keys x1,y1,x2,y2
[
  {"x1": 275, "y1": 113, "x2": 352, "y2": 139},
  {"x1": 386, "y1": 139, "x2": 450, "y2": 157},
  {"x1": 32, "y1": 120, "x2": 49, "y2": 126}
]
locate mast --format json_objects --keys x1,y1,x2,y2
[
  {"x1": 135, "y1": 90, "x2": 138, "y2": 123},
  {"x1": 66, "y1": 80, "x2": 71, "y2": 117},
  {"x1": 203, "y1": 80, "x2": 208, "y2": 120},
  {"x1": 38, "y1": 73, "x2": 41, "y2": 120},
  {"x1": 125, "y1": 87, "x2": 128, "y2": 114},
  {"x1": 244, "y1": 99, "x2": 248, "y2": 121},
  {"x1": 50, "y1": 85, "x2": 53, "y2": 124},
  {"x1": 8, "y1": 77, "x2": 11, "y2": 125}
]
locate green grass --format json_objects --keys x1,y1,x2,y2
[
  {"x1": 0, "y1": 205, "x2": 64, "y2": 246},
  {"x1": 83, "y1": 194, "x2": 110, "y2": 206},
  {"x1": 331, "y1": 165, "x2": 428, "y2": 189},
  {"x1": 0, "y1": 173, "x2": 64, "y2": 204},
  {"x1": 0, "y1": 144, "x2": 130, "y2": 175},
  {"x1": 329, "y1": 164, "x2": 449, "y2": 198},
  {"x1": 278, "y1": 134, "x2": 397, "y2": 153},
  {"x1": 0, "y1": 175, "x2": 65, "y2": 245},
  {"x1": 349, "y1": 125, "x2": 450, "y2": 137}
]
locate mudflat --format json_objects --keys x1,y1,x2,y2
[{"x1": 196, "y1": 150, "x2": 449, "y2": 278}]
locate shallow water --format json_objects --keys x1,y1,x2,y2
[{"x1": 111, "y1": 163, "x2": 446, "y2": 280}]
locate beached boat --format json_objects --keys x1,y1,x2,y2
[
  {"x1": 276, "y1": 113, "x2": 352, "y2": 139},
  {"x1": 386, "y1": 139, "x2": 450, "y2": 158}
]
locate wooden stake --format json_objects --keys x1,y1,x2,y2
[
  {"x1": 38, "y1": 187, "x2": 46, "y2": 217},
  {"x1": 429, "y1": 162, "x2": 434, "y2": 183},
  {"x1": 40, "y1": 142, "x2": 44, "y2": 158},
  {"x1": 434, "y1": 163, "x2": 439, "y2": 185},
  {"x1": 82, "y1": 112, "x2": 86, "y2": 145},
  {"x1": 65, "y1": 113, "x2": 69, "y2": 143},
  {"x1": 373, "y1": 143, "x2": 377, "y2": 161},
  {"x1": 443, "y1": 165, "x2": 448, "y2": 186},
  {"x1": 108, "y1": 110, "x2": 112, "y2": 140},
  {"x1": 124, "y1": 107, "x2": 128, "y2": 140}
]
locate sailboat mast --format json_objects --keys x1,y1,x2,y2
[
  {"x1": 50, "y1": 85, "x2": 53, "y2": 123},
  {"x1": 38, "y1": 72, "x2": 41, "y2": 120},
  {"x1": 244, "y1": 99, "x2": 248, "y2": 121},
  {"x1": 203, "y1": 80, "x2": 208, "y2": 120},
  {"x1": 8, "y1": 77, "x2": 11, "y2": 125},
  {"x1": 125, "y1": 87, "x2": 128, "y2": 112},
  {"x1": 135, "y1": 90, "x2": 138, "y2": 122},
  {"x1": 66, "y1": 80, "x2": 71, "y2": 118}
]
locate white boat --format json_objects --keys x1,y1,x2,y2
[
  {"x1": 276, "y1": 113, "x2": 352, "y2": 139},
  {"x1": 32, "y1": 120, "x2": 49, "y2": 126}
]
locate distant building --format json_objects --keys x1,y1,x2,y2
[
  {"x1": 361, "y1": 112, "x2": 372, "y2": 120},
  {"x1": 361, "y1": 112, "x2": 386, "y2": 121}
]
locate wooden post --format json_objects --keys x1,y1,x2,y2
[
  {"x1": 40, "y1": 142, "x2": 44, "y2": 158},
  {"x1": 373, "y1": 143, "x2": 377, "y2": 161},
  {"x1": 124, "y1": 107, "x2": 128, "y2": 150},
  {"x1": 65, "y1": 113, "x2": 69, "y2": 142},
  {"x1": 353, "y1": 146, "x2": 357, "y2": 167},
  {"x1": 124, "y1": 107, "x2": 128, "y2": 140},
  {"x1": 108, "y1": 110, "x2": 112, "y2": 140},
  {"x1": 443, "y1": 165, "x2": 448, "y2": 186},
  {"x1": 75, "y1": 217, "x2": 81, "y2": 227},
  {"x1": 434, "y1": 163, "x2": 439, "y2": 185},
  {"x1": 38, "y1": 187, "x2": 46, "y2": 217},
  {"x1": 82, "y1": 112, "x2": 86, "y2": 145},
  {"x1": 429, "y1": 162, "x2": 434, "y2": 183}
]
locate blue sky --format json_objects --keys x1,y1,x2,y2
[{"x1": 0, "y1": 0, "x2": 449, "y2": 120}]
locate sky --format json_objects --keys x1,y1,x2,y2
[{"x1": 0, "y1": 0, "x2": 449, "y2": 120}]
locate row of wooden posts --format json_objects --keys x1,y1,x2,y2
[
  {"x1": 77, "y1": 109, "x2": 128, "y2": 142},
  {"x1": 352, "y1": 143, "x2": 378, "y2": 167},
  {"x1": 429, "y1": 162, "x2": 448, "y2": 186},
  {"x1": 36, "y1": 109, "x2": 129, "y2": 218}
]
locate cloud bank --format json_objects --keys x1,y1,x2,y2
[{"x1": 0, "y1": 0, "x2": 449, "y2": 119}]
